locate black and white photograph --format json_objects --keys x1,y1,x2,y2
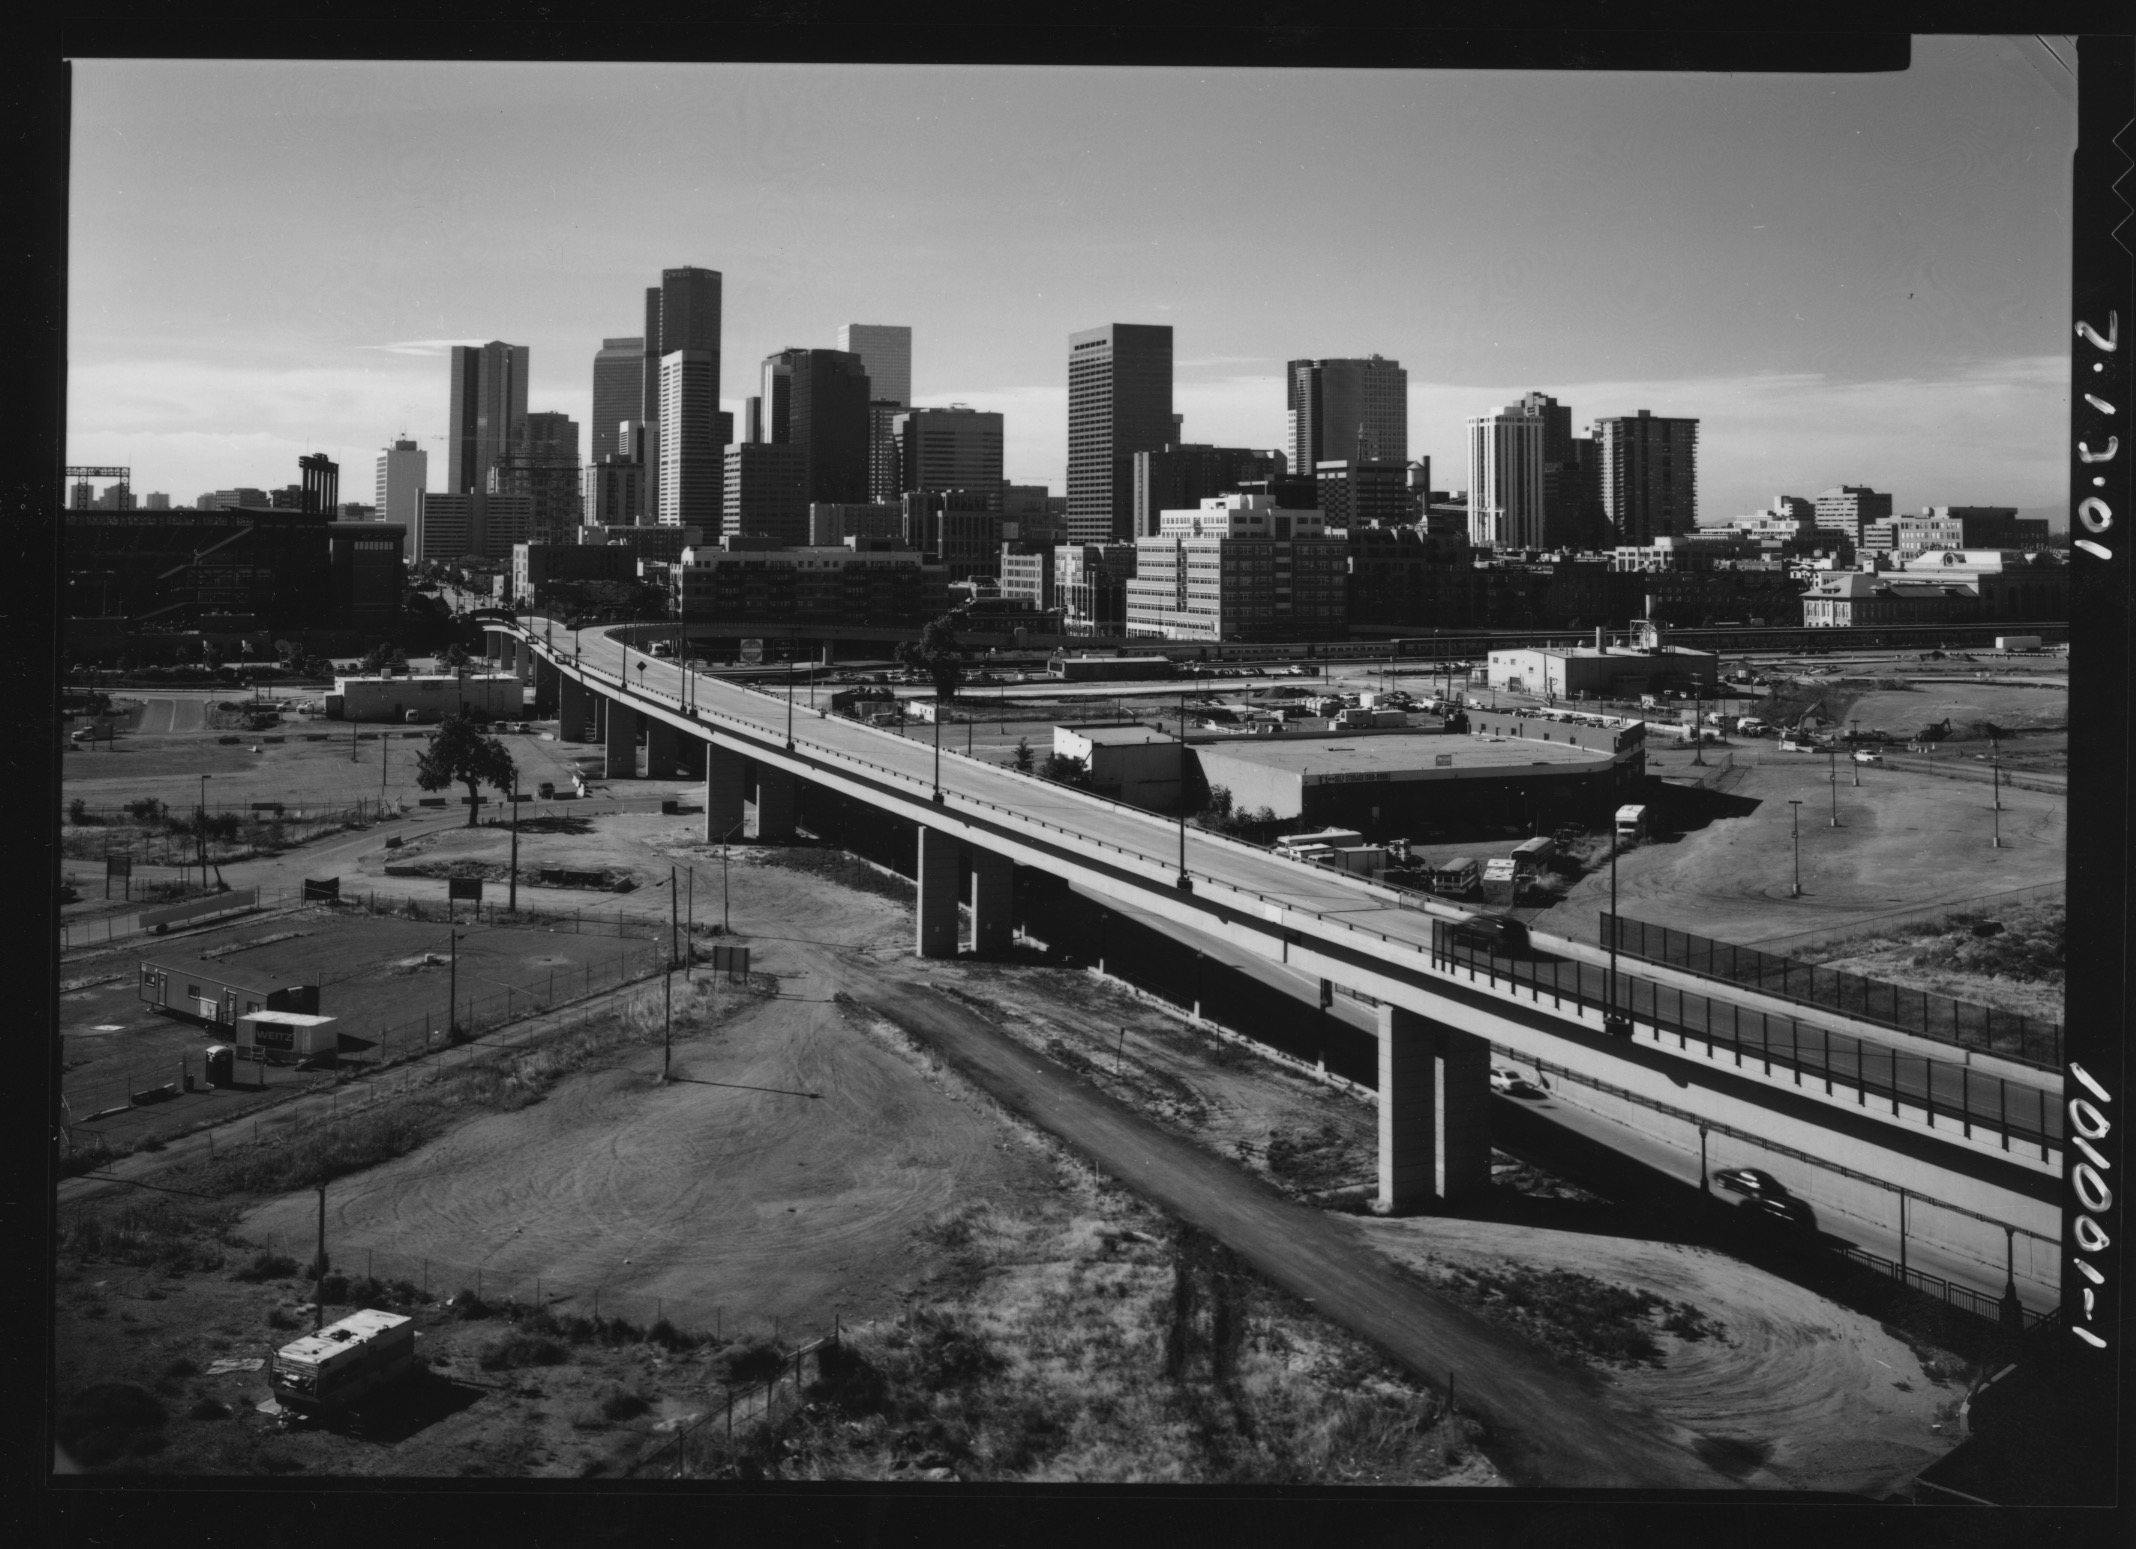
[{"x1": 38, "y1": 27, "x2": 2130, "y2": 1514}]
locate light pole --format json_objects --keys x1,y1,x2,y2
[
  {"x1": 932, "y1": 679, "x2": 945, "y2": 804},
  {"x1": 1788, "y1": 799, "x2": 1803, "y2": 896},
  {"x1": 1991, "y1": 755, "x2": 2004, "y2": 848},
  {"x1": 1690, "y1": 678, "x2": 1705, "y2": 766},
  {"x1": 1604, "y1": 825, "x2": 1630, "y2": 1039},
  {"x1": 720, "y1": 819, "x2": 745, "y2": 933},
  {"x1": 1828, "y1": 747, "x2": 1839, "y2": 826},
  {"x1": 447, "y1": 927, "x2": 465, "y2": 1039},
  {"x1": 786, "y1": 660, "x2": 795, "y2": 750},
  {"x1": 1176, "y1": 688, "x2": 1192, "y2": 891}
]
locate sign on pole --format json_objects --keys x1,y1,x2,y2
[
  {"x1": 302, "y1": 877, "x2": 340, "y2": 903},
  {"x1": 447, "y1": 878, "x2": 485, "y2": 901},
  {"x1": 740, "y1": 639, "x2": 764, "y2": 665},
  {"x1": 710, "y1": 943, "x2": 751, "y2": 981},
  {"x1": 105, "y1": 853, "x2": 132, "y2": 900}
]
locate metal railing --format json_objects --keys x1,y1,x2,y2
[
  {"x1": 629, "y1": 1337, "x2": 834, "y2": 1477},
  {"x1": 1602, "y1": 913, "x2": 2061, "y2": 1069},
  {"x1": 1831, "y1": 1245, "x2": 2041, "y2": 1330}
]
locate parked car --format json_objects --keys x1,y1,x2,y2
[
  {"x1": 1447, "y1": 913, "x2": 1529, "y2": 956},
  {"x1": 1489, "y1": 1067, "x2": 1547, "y2": 1099},
  {"x1": 537, "y1": 781, "x2": 556, "y2": 799}
]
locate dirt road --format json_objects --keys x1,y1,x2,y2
[{"x1": 824, "y1": 957, "x2": 1740, "y2": 1490}]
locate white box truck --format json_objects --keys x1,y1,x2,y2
[
  {"x1": 1995, "y1": 635, "x2": 2042, "y2": 652},
  {"x1": 1614, "y1": 804, "x2": 1648, "y2": 845}
]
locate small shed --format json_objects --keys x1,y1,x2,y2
[{"x1": 235, "y1": 1009, "x2": 339, "y2": 1064}]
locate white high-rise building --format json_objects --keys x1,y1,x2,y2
[
  {"x1": 1466, "y1": 405, "x2": 1546, "y2": 551},
  {"x1": 658, "y1": 350, "x2": 727, "y2": 529},
  {"x1": 836, "y1": 324, "x2": 911, "y2": 408},
  {"x1": 375, "y1": 437, "x2": 429, "y2": 546}
]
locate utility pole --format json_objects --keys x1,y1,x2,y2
[
  {"x1": 786, "y1": 660, "x2": 795, "y2": 750},
  {"x1": 670, "y1": 863, "x2": 680, "y2": 970},
  {"x1": 448, "y1": 928, "x2": 465, "y2": 1038},
  {"x1": 685, "y1": 868, "x2": 694, "y2": 976},
  {"x1": 315, "y1": 1179, "x2": 328, "y2": 1331},
  {"x1": 932, "y1": 680, "x2": 945, "y2": 804},
  {"x1": 1827, "y1": 747, "x2": 1839, "y2": 826},
  {"x1": 1788, "y1": 800, "x2": 1803, "y2": 896},
  {"x1": 1604, "y1": 830, "x2": 1629, "y2": 1039},
  {"x1": 508, "y1": 765, "x2": 520, "y2": 911}
]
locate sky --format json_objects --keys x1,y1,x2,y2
[{"x1": 67, "y1": 43, "x2": 2076, "y2": 525}]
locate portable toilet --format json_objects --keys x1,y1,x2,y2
[{"x1": 203, "y1": 1045, "x2": 235, "y2": 1087}]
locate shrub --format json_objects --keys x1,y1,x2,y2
[
  {"x1": 163, "y1": 1357, "x2": 200, "y2": 1380},
  {"x1": 267, "y1": 1307, "x2": 300, "y2": 1330},
  {"x1": 450, "y1": 1290, "x2": 491, "y2": 1321},
  {"x1": 479, "y1": 1333, "x2": 570, "y2": 1371},
  {"x1": 599, "y1": 1390, "x2": 650, "y2": 1421},
  {"x1": 646, "y1": 1317, "x2": 698, "y2": 1351},
  {"x1": 232, "y1": 1251, "x2": 300, "y2": 1283},
  {"x1": 711, "y1": 1335, "x2": 788, "y2": 1387},
  {"x1": 188, "y1": 1397, "x2": 231, "y2": 1421},
  {"x1": 67, "y1": 797, "x2": 90, "y2": 825},
  {"x1": 318, "y1": 1273, "x2": 350, "y2": 1304}
]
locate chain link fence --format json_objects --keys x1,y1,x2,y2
[{"x1": 1601, "y1": 912, "x2": 2061, "y2": 1069}]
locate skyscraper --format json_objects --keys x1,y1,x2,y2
[
  {"x1": 659, "y1": 350, "x2": 729, "y2": 530},
  {"x1": 840, "y1": 328, "x2": 914, "y2": 508},
  {"x1": 894, "y1": 405, "x2": 1004, "y2": 500},
  {"x1": 1592, "y1": 410, "x2": 1701, "y2": 543},
  {"x1": 643, "y1": 267, "x2": 723, "y2": 520},
  {"x1": 760, "y1": 348, "x2": 872, "y2": 506},
  {"x1": 1466, "y1": 403, "x2": 1546, "y2": 550},
  {"x1": 591, "y1": 337, "x2": 644, "y2": 466},
  {"x1": 1131, "y1": 444, "x2": 1286, "y2": 537},
  {"x1": 488, "y1": 412, "x2": 582, "y2": 542},
  {"x1": 836, "y1": 324, "x2": 911, "y2": 408},
  {"x1": 375, "y1": 438, "x2": 428, "y2": 535},
  {"x1": 1067, "y1": 323, "x2": 1174, "y2": 546},
  {"x1": 446, "y1": 341, "x2": 529, "y2": 493},
  {"x1": 1512, "y1": 391, "x2": 1598, "y2": 548},
  {"x1": 1286, "y1": 356, "x2": 1408, "y2": 474}
]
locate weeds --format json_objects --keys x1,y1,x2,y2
[
  {"x1": 479, "y1": 1333, "x2": 570, "y2": 1371},
  {"x1": 1435, "y1": 1263, "x2": 1721, "y2": 1370},
  {"x1": 755, "y1": 846, "x2": 915, "y2": 902}
]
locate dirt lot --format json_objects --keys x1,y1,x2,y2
[
  {"x1": 54, "y1": 750, "x2": 1983, "y2": 1488},
  {"x1": 1542, "y1": 752, "x2": 2065, "y2": 949},
  {"x1": 60, "y1": 910, "x2": 659, "y2": 1147}
]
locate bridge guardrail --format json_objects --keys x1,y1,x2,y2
[{"x1": 518, "y1": 628, "x2": 2061, "y2": 1158}]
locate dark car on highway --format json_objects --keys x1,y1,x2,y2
[
  {"x1": 1447, "y1": 914, "x2": 1529, "y2": 956},
  {"x1": 1713, "y1": 1167, "x2": 1785, "y2": 1199},
  {"x1": 1714, "y1": 1169, "x2": 1817, "y2": 1231}
]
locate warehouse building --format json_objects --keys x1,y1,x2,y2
[
  {"x1": 1053, "y1": 723, "x2": 1185, "y2": 808},
  {"x1": 1191, "y1": 717, "x2": 1642, "y2": 832},
  {"x1": 329, "y1": 670, "x2": 525, "y2": 723}
]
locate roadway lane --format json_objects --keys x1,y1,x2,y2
[{"x1": 527, "y1": 622, "x2": 2061, "y2": 1148}]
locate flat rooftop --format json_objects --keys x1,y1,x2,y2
[
  {"x1": 1197, "y1": 731, "x2": 1609, "y2": 780},
  {"x1": 1065, "y1": 723, "x2": 1181, "y2": 747}
]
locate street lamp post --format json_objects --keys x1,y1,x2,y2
[
  {"x1": 507, "y1": 764, "x2": 520, "y2": 912},
  {"x1": 1604, "y1": 827, "x2": 1629, "y2": 1039},
  {"x1": 1992, "y1": 756, "x2": 2004, "y2": 848},
  {"x1": 1828, "y1": 747, "x2": 1839, "y2": 826},
  {"x1": 786, "y1": 661, "x2": 795, "y2": 750},
  {"x1": 931, "y1": 681, "x2": 945, "y2": 804},
  {"x1": 1176, "y1": 689, "x2": 1192, "y2": 891},
  {"x1": 1788, "y1": 799, "x2": 1803, "y2": 896}
]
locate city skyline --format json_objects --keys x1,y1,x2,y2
[{"x1": 67, "y1": 46, "x2": 2073, "y2": 525}]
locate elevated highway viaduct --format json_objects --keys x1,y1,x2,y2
[{"x1": 486, "y1": 620, "x2": 2063, "y2": 1317}]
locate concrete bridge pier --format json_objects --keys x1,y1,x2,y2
[
  {"x1": 1376, "y1": 1004, "x2": 1492, "y2": 1214},
  {"x1": 604, "y1": 698, "x2": 638, "y2": 778},
  {"x1": 645, "y1": 717, "x2": 682, "y2": 778},
  {"x1": 533, "y1": 655, "x2": 559, "y2": 718},
  {"x1": 916, "y1": 827, "x2": 959, "y2": 958},
  {"x1": 677, "y1": 734, "x2": 706, "y2": 780},
  {"x1": 484, "y1": 630, "x2": 504, "y2": 662},
  {"x1": 513, "y1": 638, "x2": 533, "y2": 682},
  {"x1": 749, "y1": 764, "x2": 796, "y2": 839},
  {"x1": 969, "y1": 848, "x2": 1014, "y2": 957},
  {"x1": 559, "y1": 675, "x2": 591, "y2": 742},
  {"x1": 703, "y1": 742, "x2": 745, "y2": 841}
]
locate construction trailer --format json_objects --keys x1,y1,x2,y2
[
  {"x1": 270, "y1": 1309, "x2": 417, "y2": 1415},
  {"x1": 136, "y1": 962, "x2": 319, "y2": 1029},
  {"x1": 234, "y1": 1009, "x2": 340, "y2": 1066}
]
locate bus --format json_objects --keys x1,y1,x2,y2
[{"x1": 270, "y1": 1309, "x2": 417, "y2": 1415}]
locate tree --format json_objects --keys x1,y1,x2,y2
[
  {"x1": 1011, "y1": 738, "x2": 1035, "y2": 774},
  {"x1": 440, "y1": 643, "x2": 472, "y2": 669},
  {"x1": 361, "y1": 641, "x2": 398, "y2": 673},
  {"x1": 415, "y1": 710, "x2": 517, "y2": 827},
  {"x1": 1037, "y1": 752, "x2": 1090, "y2": 788},
  {"x1": 199, "y1": 640, "x2": 223, "y2": 670},
  {"x1": 896, "y1": 616, "x2": 964, "y2": 703}
]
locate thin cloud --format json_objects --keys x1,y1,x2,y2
[{"x1": 354, "y1": 339, "x2": 497, "y2": 357}]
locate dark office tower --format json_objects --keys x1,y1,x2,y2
[
  {"x1": 744, "y1": 396, "x2": 764, "y2": 444},
  {"x1": 1592, "y1": 409, "x2": 1700, "y2": 543},
  {"x1": 298, "y1": 454, "x2": 339, "y2": 515},
  {"x1": 446, "y1": 341, "x2": 530, "y2": 493},
  {"x1": 591, "y1": 337, "x2": 644, "y2": 466},
  {"x1": 640, "y1": 288, "x2": 662, "y2": 518},
  {"x1": 489, "y1": 411, "x2": 582, "y2": 542},
  {"x1": 896, "y1": 406, "x2": 1004, "y2": 502},
  {"x1": 1067, "y1": 323, "x2": 1173, "y2": 545},
  {"x1": 642, "y1": 267, "x2": 723, "y2": 519},
  {"x1": 1286, "y1": 356, "x2": 1408, "y2": 475},
  {"x1": 761, "y1": 348, "x2": 872, "y2": 505},
  {"x1": 1132, "y1": 444, "x2": 1286, "y2": 536},
  {"x1": 1516, "y1": 391, "x2": 1585, "y2": 548}
]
